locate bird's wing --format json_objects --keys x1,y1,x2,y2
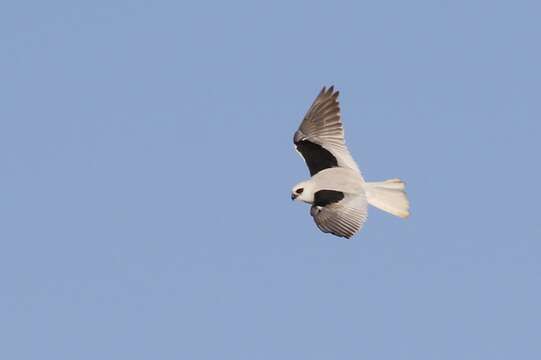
[
  {"x1": 310, "y1": 191, "x2": 368, "y2": 239},
  {"x1": 294, "y1": 86, "x2": 362, "y2": 177}
]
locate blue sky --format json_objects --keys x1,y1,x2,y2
[{"x1": 1, "y1": 1, "x2": 540, "y2": 359}]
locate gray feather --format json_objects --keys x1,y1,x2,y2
[
  {"x1": 296, "y1": 86, "x2": 362, "y2": 177},
  {"x1": 310, "y1": 192, "x2": 368, "y2": 239}
]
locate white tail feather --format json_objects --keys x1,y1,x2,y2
[{"x1": 365, "y1": 178, "x2": 410, "y2": 218}]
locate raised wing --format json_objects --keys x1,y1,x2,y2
[
  {"x1": 294, "y1": 86, "x2": 362, "y2": 177},
  {"x1": 310, "y1": 190, "x2": 368, "y2": 239}
]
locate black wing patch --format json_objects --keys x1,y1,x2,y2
[
  {"x1": 313, "y1": 190, "x2": 344, "y2": 207},
  {"x1": 295, "y1": 139, "x2": 338, "y2": 176}
]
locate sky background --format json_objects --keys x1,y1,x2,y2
[{"x1": 1, "y1": 1, "x2": 540, "y2": 359}]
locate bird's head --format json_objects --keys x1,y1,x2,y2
[{"x1": 291, "y1": 180, "x2": 315, "y2": 203}]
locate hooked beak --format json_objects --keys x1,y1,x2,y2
[{"x1": 291, "y1": 193, "x2": 297, "y2": 201}]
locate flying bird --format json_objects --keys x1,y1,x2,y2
[{"x1": 291, "y1": 86, "x2": 410, "y2": 239}]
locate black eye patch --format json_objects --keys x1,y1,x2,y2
[{"x1": 296, "y1": 188, "x2": 304, "y2": 194}]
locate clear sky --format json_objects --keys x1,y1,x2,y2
[{"x1": 1, "y1": 1, "x2": 540, "y2": 359}]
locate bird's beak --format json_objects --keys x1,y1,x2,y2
[{"x1": 291, "y1": 193, "x2": 297, "y2": 201}]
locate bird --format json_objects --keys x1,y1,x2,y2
[{"x1": 291, "y1": 86, "x2": 410, "y2": 239}]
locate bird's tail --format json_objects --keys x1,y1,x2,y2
[{"x1": 364, "y1": 178, "x2": 410, "y2": 218}]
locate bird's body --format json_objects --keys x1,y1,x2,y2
[{"x1": 291, "y1": 86, "x2": 410, "y2": 239}]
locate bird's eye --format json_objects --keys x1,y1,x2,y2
[{"x1": 296, "y1": 188, "x2": 304, "y2": 194}]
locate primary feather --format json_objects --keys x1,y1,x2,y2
[{"x1": 294, "y1": 86, "x2": 363, "y2": 177}]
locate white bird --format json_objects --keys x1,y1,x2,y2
[{"x1": 291, "y1": 86, "x2": 410, "y2": 239}]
